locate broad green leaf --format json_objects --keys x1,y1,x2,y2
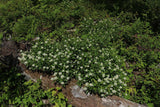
[
  {"x1": 52, "y1": 90, "x2": 57, "y2": 96},
  {"x1": 58, "y1": 93, "x2": 64, "y2": 99}
]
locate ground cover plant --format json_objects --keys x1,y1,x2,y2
[
  {"x1": 0, "y1": 67, "x2": 26, "y2": 105},
  {"x1": 18, "y1": 35, "x2": 128, "y2": 97},
  {"x1": 0, "y1": 66, "x2": 71, "y2": 107},
  {"x1": 13, "y1": 80, "x2": 71, "y2": 107},
  {"x1": 89, "y1": 0, "x2": 160, "y2": 33},
  {"x1": 0, "y1": 0, "x2": 86, "y2": 41}
]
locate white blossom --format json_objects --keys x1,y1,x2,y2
[
  {"x1": 51, "y1": 77, "x2": 58, "y2": 81},
  {"x1": 89, "y1": 83, "x2": 93, "y2": 86},
  {"x1": 61, "y1": 82, "x2": 64, "y2": 85},
  {"x1": 85, "y1": 82, "x2": 89, "y2": 86},
  {"x1": 112, "y1": 90, "x2": 116, "y2": 93},
  {"x1": 98, "y1": 79, "x2": 102, "y2": 82},
  {"x1": 114, "y1": 82, "x2": 117, "y2": 86},
  {"x1": 61, "y1": 75, "x2": 65, "y2": 79},
  {"x1": 59, "y1": 72, "x2": 62, "y2": 75}
]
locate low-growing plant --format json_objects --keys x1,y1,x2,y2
[
  {"x1": 0, "y1": 66, "x2": 71, "y2": 106},
  {"x1": 19, "y1": 34, "x2": 128, "y2": 97},
  {"x1": 0, "y1": 67, "x2": 26, "y2": 105},
  {"x1": 0, "y1": 0, "x2": 34, "y2": 31},
  {"x1": 124, "y1": 63, "x2": 160, "y2": 105},
  {"x1": 14, "y1": 80, "x2": 71, "y2": 107},
  {"x1": 0, "y1": 0, "x2": 87, "y2": 42},
  {"x1": 90, "y1": 0, "x2": 160, "y2": 33},
  {"x1": 12, "y1": 15, "x2": 38, "y2": 41},
  {"x1": 118, "y1": 32, "x2": 160, "y2": 105},
  {"x1": 79, "y1": 17, "x2": 121, "y2": 44}
]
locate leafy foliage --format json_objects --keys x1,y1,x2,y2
[
  {"x1": 0, "y1": 67, "x2": 71, "y2": 106},
  {"x1": 0, "y1": 0, "x2": 86, "y2": 41},
  {"x1": 12, "y1": 15, "x2": 38, "y2": 41},
  {"x1": 89, "y1": 0, "x2": 160, "y2": 33},
  {"x1": 14, "y1": 80, "x2": 71, "y2": 107},
  {"x1": 0, "y1": 68, "x2": 26, "y2": 105}
]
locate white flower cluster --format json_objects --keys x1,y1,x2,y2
[{"x1": 19, "y1": 33, "x2": 127, "y2": 97}]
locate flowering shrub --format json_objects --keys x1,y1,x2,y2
[
  {"x1": 19, "y1": 35, "x2": 128, "y2": 97},
  {"x1": 79, "y1": 17, "x2": 121, "y2": 45}
]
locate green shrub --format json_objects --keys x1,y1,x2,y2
[
  {"x1": 0, "y1": 67, "x2": 71, "y2": 106},
  {"x1": 12, "y1": 15, "x2": 38, "y2": 41},
  {"x1": 89, "y1": 0, "x2": 160, "y2": 33},
  {"x1": 79, "y1": 17, "x2": 152, "y2": 47},
  {"x1": 14, "y1": 80, "x2": 71, "y2": 107},
  {"x1": 119, "y1": 33, "x2": 160, "y2": 104},
  {"x1": 79, "y1": 17, "x2": 122, "y2": 47},
  {"x1": 124, "y1": 62, "x2": 160, "y2": 104},
  {"x1": 123, "y1": 0, "x2": 160, "y2": 33},
  {"x1": 0, "y1": 0, "x2": 87, "y2": 41},
  {"x1": 19, "y1": 34, "x2": 128, "y2": 97},
  {"x1": 0, "y1": 68, "x2": 26, "y2": 105},
  {"x1": 0, "y1": 0, "x2": 34, "y2": 31}
]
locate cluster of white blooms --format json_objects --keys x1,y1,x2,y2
[{"x1": 19, "y1": 26, "x2": 128, "y2": 97}]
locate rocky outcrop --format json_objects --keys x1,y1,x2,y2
[
  {"x1": 0, "y1": 40, "x2": 19, "y2": 66},
  {"x1": 0, "y1": 39, "x2": 30, "y2": 67}
]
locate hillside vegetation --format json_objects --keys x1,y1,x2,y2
[{"x1": 0, "y1": 0, "x2": 160, "y2": 106}]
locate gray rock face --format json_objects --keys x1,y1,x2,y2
[
  {"x1": 70, "y1": 85, "x2": 147, "y2": 107},
  {"x1": 0, "y1": 39, "x2": 30, "y2": 67},
  {"x1": 0, "y1": 40, "x2": 19, "y2": 66},
  {"x1": 21, "y1": 71, "x2": 37, "y2": 82},
  {"x1": 70, "y1": 85, "x2": 88, "y2": 99},
  {"x1": 101, "y1": 96, "x2": 147, "y2": 107}
]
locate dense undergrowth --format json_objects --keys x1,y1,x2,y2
[
  {"x1": 0, "y1": 66, "x2": 71, "y2": 107},
  {"x1": 0, "y1": 0, "x2": 160, "y2": 106}
]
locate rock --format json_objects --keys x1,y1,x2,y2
[
  {"x1": 101, "y1": 96, "x2": 147, "y2": 107},
  {"x1": 0, "y1": 40, "x2": 18, "y2": 57},
  {"x1": 22, "y1": 70, "x2": 57, "y2": 89},
  {"x1": 0, "y1": 40, "x2": 19, "y2": 66},
  {"x1": 70, "y1": 85, "x2": 88, "y2": 99},
  {"x1": 0, "y1": 38, "x2": 30, "y2": 67},
  {"x1": 21, "y1": 71, "x2": 37, "y2": 82}
]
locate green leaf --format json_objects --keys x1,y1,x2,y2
[
  {"x1": 81, "y1": 34, "x2": 88, "y2": 39},
  {"x1": 52, "y1": 90, "x2": 57, "y2": 96},
  {"x1": 55, "y1": 102, "x2": 60, "y2": 107},
  {"x1": 56, "y1": 87, "x2": 61, "y2": 91},
  {"x1": 127, "y1": 69, "x2": 133, "y2": 73},
  {"x1": 58, "y1": 93, "x2": 64, "y2": 100},
  {"x1": 68, "y1": 104, "x2": 72, "y2": 107},
  {"x1": 147, "y1": 103, "x2": 154, "y2": 107},
  {"x1": 0, "y1": 32, "x2": 3, "y2": 40}
]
